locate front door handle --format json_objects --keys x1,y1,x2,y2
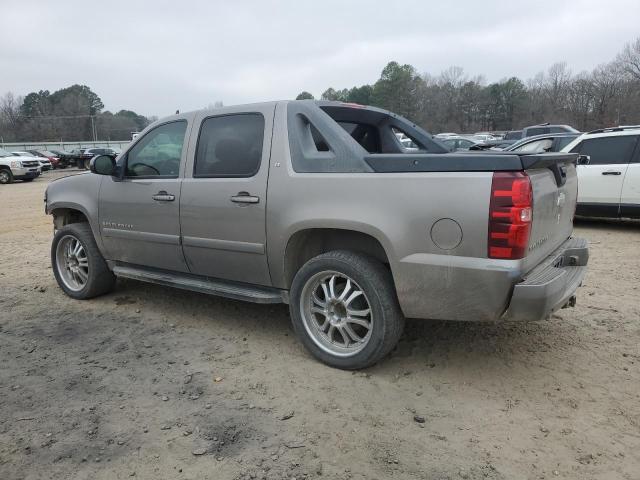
[
  {"x1": 152, "y1": 191, "x2": 175, "y2": 202},
  {"x1": 230, "y1": 192, "x2": 260, "y2": 204},
  {"x1": 602, "y1": 171, "x2": 622, "y2": 176}
]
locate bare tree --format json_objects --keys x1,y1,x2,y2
[{"x1": 617, "y1": 37, "x2": 640, "y2": 81}]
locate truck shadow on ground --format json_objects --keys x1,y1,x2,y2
[{"x1": 112, "y1": 278, "x2": 579, "y2": 375}]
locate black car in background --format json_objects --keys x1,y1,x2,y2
[
  {"x1": 503, "y1": 130, "x2": 523, "y2": 140},
  {"x1": 521, "y1": 123, "x2": 579, "y2": 138},
  {"x1": 69, "y1": 148, "x2": 117, "y2": 169}
]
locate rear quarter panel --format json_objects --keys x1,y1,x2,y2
[{"x1": 266, "y1": 105, "x2": 518, "y2": 320}]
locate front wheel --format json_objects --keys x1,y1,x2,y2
[
  {"x1": 0, "y1": 169, "x2": 13, "y2": 184},
  {"x1": 289, "y1": 250, "x2": 405, "y2": 369},
  {"x1": 52, "y1": 223, "x2": 116, "y2": 299}
]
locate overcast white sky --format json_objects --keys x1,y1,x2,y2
[{"x1": 1, "y1": 0, "x2": 638, "y2": 117}]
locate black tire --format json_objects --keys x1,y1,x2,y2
[
  {"x1": 289, "y1": 250, "x2": 405, "y2": 369},
  {"x1": 0, "y1": 168, "x2": 13, "y2": 184},
  {"x1": 51, "y1": 223, "x2": 116, "y2": 299},
  {"x1": 84, "y1": 158, "x2": 91, "y2": 170}
]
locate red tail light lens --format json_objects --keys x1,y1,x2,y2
[{"x1": 488, "y1": 172, "x2": 533, "y2": 259}]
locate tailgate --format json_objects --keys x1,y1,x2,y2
[{"x1": 521, "y1": 153, "x2": 579, "y2": 273}]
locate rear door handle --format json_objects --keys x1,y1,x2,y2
[
  {"x1": 152, "y1": 191, "x2": 175, "y2": 202},
  {"x1": 602, "y1": 171, "x2": 622, "y2": 175},
  {"x1": 230, "y1": 192, "x2": 260, "y2": 204}
]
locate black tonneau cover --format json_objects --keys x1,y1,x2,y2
[{"x1": 364, "y1": 152, "x2": 578, "y2": 173}]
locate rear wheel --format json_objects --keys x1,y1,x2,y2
[
  {"x1": 0, "y1": 169, "x2": 13, "y2": 184},
  {"x1": 84, "y1": 158, "x2": 91, "y2": 170},
  {"x1": 52, "y1": 223, "x2": 116, "y2": 299},
  {"x1": 289, "y1": 250, "x2": 405, "y2": 369}
]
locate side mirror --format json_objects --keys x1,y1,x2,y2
[
  {"x1": 576, "y1": 154, "x2": 590, "y2": 165},
  {"x1": 90, "y1": 155, "x2": 116, "y2": 175}
]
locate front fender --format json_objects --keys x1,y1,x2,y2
[{"x1": 46, "y1": 173, "x2": 106, "y2": 255}]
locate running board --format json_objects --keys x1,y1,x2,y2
[{"x1": 112, "y1": 265, "x2": 286, "y2": 304}]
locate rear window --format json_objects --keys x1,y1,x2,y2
[
  {"x1": 194, "y1": 113, "x2": 264, "y2": 177},
  {"x1": 571, "y1": 136, "x2": 638, "y2": 165},
  {"x1": 338, "y1": 121, "x2": 381, "y2": 153},
  {"x1": 504, "y1": 131, "x2": 522, "y2": 140},
  {"x1": 526, "y1": 127, "x2": 549, "y2": 136}
]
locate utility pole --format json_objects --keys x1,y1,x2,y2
[{"x1": 91, "y1": 115, "x2": 98, "y2": 141}]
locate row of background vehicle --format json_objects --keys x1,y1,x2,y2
[
  {"x1": 5, "y1": 115, "x2": 639, "y2": 220},
  {"x1": 434, "y1": 123, "x2": 640, "y2": 220},
  {"x1": 434, "y1": 123, "x2": 579, "y2": 152}
]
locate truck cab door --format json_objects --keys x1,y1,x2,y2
[
  {"x1": 99, "y1": 119, "x2": 191, "y2": 272},
  {"x1": 180, "y1": 105, "x2": 274, "y2": 286},
  {"x1": 572, "y1": 135, "x2": 636, "y2": 217}
]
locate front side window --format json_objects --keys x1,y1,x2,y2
[
  {"x1": 194, "y1": 114, "x2": 264, "y2": 177},
  {"x1": 126, "y1": 121, "x2": 187, "y2": 177},
  {"x1": 571, "y1": 136, "x2": 638, "y2": 165}
]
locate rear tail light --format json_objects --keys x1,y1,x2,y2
[{"x1": 488, "y1": 172, "x2": 533, "y2": 259}]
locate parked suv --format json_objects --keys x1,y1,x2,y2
[
  {"x1": 45, "y1": 101, "x2": 588, "y2": 369},
  {"x1": 12, "y1": 151, "x2": 52, "y2": 171},
  {"x1": 522, "y1": 123, "x2": 578, "y2": 138},
  {"x1": 0, "y1": 148, "x2": 40, "y2": 184},
  {"x1": 561, "y1": 126, "x2": 640, "y2": 218},
  {"x1": 27, "y1": 150, "x2": 64, "y2": 169}
]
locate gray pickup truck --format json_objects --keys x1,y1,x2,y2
[{"x1": 45, "y1": 100, "x2": 588, "y2": 369}]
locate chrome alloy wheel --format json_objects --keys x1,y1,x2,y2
[
  {"x1": 300, "y1": 271, "x2": 373, "y2": 357},
  {"x1": 55, "y1": 235, "x2": 89, "y2": 291}
]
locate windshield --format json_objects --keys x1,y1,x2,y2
[{"x1": 0, "y1": 148, "x2": 13, "y2": 157}]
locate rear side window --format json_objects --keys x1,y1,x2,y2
[
  {"x1": 194, "y1": 114, "x2": 264, "y2": 177},
  {"x1": 571, "y1": 136, "x2": 638, "y2": 165}
]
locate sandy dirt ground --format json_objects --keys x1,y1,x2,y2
[{"x1": 1, "y1": 170, "x2": 639, "y2": 480}]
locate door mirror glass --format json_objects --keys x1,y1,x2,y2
[
  {"x1": 576, "y1": 155, "x2": 590, "y2": 165},
  {"x1": 90, "y1": 155, "x2": 116, "y2": 175}
]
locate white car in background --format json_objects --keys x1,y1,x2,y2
[
  {"x1": 471, "y1": 133, "x2": 497, "y2": 142},
  {"x1": 561, "y1": 126, "x2": 640, "y2": 218},
  {"x1": 434, "y1": 132, "x2": 458, "y2": 139},
  {"x1": 12, "y1": 151, "x2": 51, "y2": 171}
]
